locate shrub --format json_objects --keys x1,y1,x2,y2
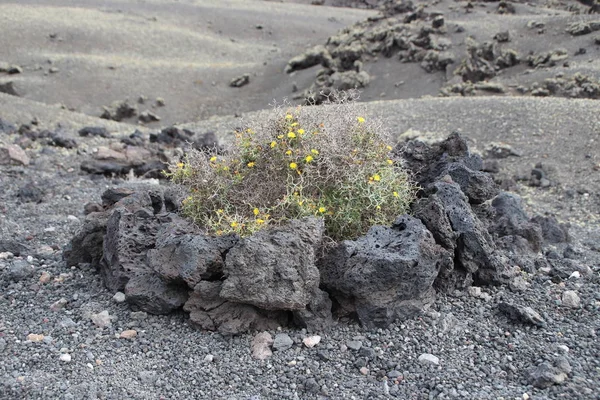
[{"x1": 167, "y1": 96, "x2": 415, "y2": 241}]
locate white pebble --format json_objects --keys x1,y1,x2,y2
[
  {"x1": 26, "y1": 255, "x2": 34, "y2": 263},
  {"x1": 569, "y1": 271, "x2": 580, "y2": 279},
  {"x1": 302, "y1": 335, "x2": 321, "y2": 348},
  {"x1": 112, "y1": 292, "x2": 126, "y2": 303},
  {"x1": 203, "y1": 354, "x2": 214, "y2": 363},
  {"x1": 562, "y1": 291, "x2": 581, "y2": 308},
  {"x1": 60, "y1": 353, "x2": 72, "y2": 362},
  {"x1": 418, "y1": 353, "x2": 440, "y2": 365}
]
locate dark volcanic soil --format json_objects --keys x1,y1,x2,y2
[{"x1": 1, "y1": 0, "x2": 600, "y2": 399}]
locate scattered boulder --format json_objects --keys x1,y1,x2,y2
[
  {"x1": 566, "y1": 20, "x2": 600, "y2": 36},
  {"x1": 78, "y1": 126, "x2": 111, "y2": 138},
  {"x1": 0, "y1": 81, "x2": 19, "y2": 96},
  {"x1": 285, "y1": 45, "x2": 333, "y2": 73},
  {"x1": 100, "y1": 100, "x2": 137, "y2": 121},
  {"x1": 80, "y1": 144, "x2": 167, "y2": 178},
  {"x1": 230, "y1": 73, "x2": 250, "y2": 88},
  {"x1": 139, "y1": 110, "x2": 161, "y2": 123}
]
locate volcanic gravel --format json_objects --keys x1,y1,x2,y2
[{"x1": 1, "y1": 131, "x2": 600, "y2": 400}]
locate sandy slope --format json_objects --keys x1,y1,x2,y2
[{"x1": 0, "y1": 0, "x2": 373, "y2": 125}]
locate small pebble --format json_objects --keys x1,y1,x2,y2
[{"x1": 60, "y1": 353, "x2": 72, "y2": 363}]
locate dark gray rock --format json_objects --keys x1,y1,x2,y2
[
  {"x1": 399, "y1": 133, "x2": 496, "y2": 204},
  {"x1": 230, "y1": 73, "x2": 250, "y2": 88},
  {"x1": 148, "y1": 230, "x2": 237, "y2": 289},
  {"x1": 490, "y1": 192, "x2": 543, "y2": 253},
  {"x1": 531, "y1": 215, "x2": 569, "y2": 244},
  {"x1": 220, "y1": 218, "x2": 323, "y2": 311},
  {"x1": 124, "y1": 273, "x2": 189, "y2": 314},
  {"x1": 63, "y1": 214, "x2": 108, "y2": 268},
  {"x1": 285, "y1": 45, "x2": 333, "y2": 73},
  {"x1": 498, "y1": 302, "x2": 545, "y2": 327},
  {"x1": 17, "y1": 182, "x2": 44, "y2": 203},
  {"x1": 50, "y1": 134, "x2": 77, "y2": 149},
  {"x1": 100, "y1": 100, "x2": 137, "y2": 121},
  {"x1": 319, "y1": 215, "x2": 446, "y2": 329},
  {"x1": 150, "y1": 126, "x2": 194, "y2": 147},
  {"x1": 528, "y1": 360, "x2": 568, "y2": 388},
  {"x1": 273, "y1": 333, "x2": 294, "y2": 351},
  {"x1": 78, "y1": 126, "x2": 110, "y2": 138},
  {"x1": 414, "y1": 182, "x2": 511, "y2": 289},
  {"x1": 0, "y1": 239, "x2": 30, "y2": 256},
  {"x1": 0, "y1": 81, "x2": 19, "y2": 96},
  {"x1": 184, "y1": 281, "x2": 287, "y2": 335},
  {"x1": 6, "y1": 260, "x2": 35, "y2": 282},
  {"x1": 292, "y1": 288, "x2": 334, "y2": 332}
]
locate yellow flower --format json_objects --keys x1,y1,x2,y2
[
  {"x1": 287, "y1": 132, "x2": 296, "y2": 139},
  {"x1": 297, "y1": 200, "x2": 304, "y2": 206},
  {"x1": 387, "y1": 159, "x2": 393, "y2": 165},
  {"x1": 357, "y1": 117, "x2": 365, "y2": 123},
  {"x1": 285, "y1": 114, "x2": 293, "y2": 120},
  {"x1": 289, "y1": 162, "x2": 298, "y2": 170},
  {"x1": 217, "y1": 209, "x2": 224, "y2": 214},
  {"x1": 297, "y1": 129, "x2": 305, "y2": 134},
  {"x1": 376, "y1": 205, "x2": 381, "y2": 210},
  {"x1": 270, "y1": 141, "x2": 277, "y2": 148},
  {"x1": 372, "y1": 174, "x2": 381, "y2": 182},
  {"x1": 386, "y1": 145, "x2": 393, "y2": 151},
  {"x1": 286, "y1": 150, "x2": 293, "y2": 156},
  {"x1": 209, "y1": 156, "x2": 217, "y2": 162},
  {"x1": 230, "y1": 221, "x2": 238, "y2": 228},
  {"x1": 393, "y1": 191, "x2": 399, "y2": 197},
  {"x1": 176, "y1": 162, "x2": 184, "y2": 168},
  {"x1": 311, "y1": 149, "x2": 319, "y2": 155},
  {"x1": 277, "y1": 134, "x2": 284, "y2": 139},
  {"x1": 291, "y1": 122, "x2": 298, "y2": 127},
  {"x1": 246, "y1": 128, "x2": 254, "y2": 134},
  {"x1": 318, "y1": 207, "x2": 326, "y2": 213},
  {"x1": 253, "y1": 208, "x2": 259, "y2": 216},
  {"x1": 305, "y1": 155, "x2": 314, "y2": 163},
  {"x1": 256, "y1": 219, "x2": 265, "y2": 224},
  {"x1": 247, "y1": 162, "x2": 255, "y2": 168}
]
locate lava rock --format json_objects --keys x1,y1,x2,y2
[
  {"x1": 100, "y1": 100, "x2": 137, "y2": 121},
  {"x1": 530, "y1": 215, "x2": 569, "y2": 244},
  {"x1": 184, "y1": 281, "x2": 287, "y2": 334},
  {"x1": 17, "y1": 182, "x2": 44, "y2": 203},
  {"x1": 230, "y1": 73, "x2": 250, "y2": 88},
  {"x1": 220, "y1": 218, "x2": 323, "y2": 310},
  {"x1": 124, "y1": 273, "x2": 189, "y2": 314},
  {"x1": 78, "y1": 126, "x2": 111, "y2": 138},
  {"x1": 148, "y1": 230, "x2": 237, "y2": 289},
  {"x1": 319, "y1": 215, "x2": 446, "y2": 329},
  {"x1": 498, "y1": 302, "x2": 545, "y2": 327}
]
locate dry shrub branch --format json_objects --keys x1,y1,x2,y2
[{"x1": 167, "y1": 94, "x2": 416, "y2": 241}]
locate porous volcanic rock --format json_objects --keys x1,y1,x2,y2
[
  {"x1": 318, "y1": 215, "x2": 447, "y2": 328},
  {"x1": 220, "y1": 218, "x2": 323, "y2": 311},
  {"x1": 184, "y1": 281, "x2": 288, "y2": 335}
]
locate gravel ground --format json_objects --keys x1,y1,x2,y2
[{"x1": 1, "y1": 123, "x2": 600, "y2": 400}]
